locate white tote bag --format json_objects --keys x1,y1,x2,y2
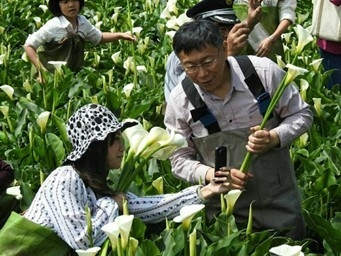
[{"x1": 311, "y1": 0, "x2": 341, "y2": 42}]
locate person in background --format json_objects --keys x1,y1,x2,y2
[
  {"x1": 0, "y1": 159, "x2": 14, "y2": 191},
  {"x1": 164, "y1": 0, "x2": 262, "y2": 102},
  {"x1": 233, "y1": 0, "x2": 297, "y2": 61},
  {"x1": 24, "y1": 0, "x2": 136, "y2": 81},
  {"x1": 0, "y1": 103, "x2": 248, "y2": 254},
  {"x1": 0, "y1": 159, "x2": 17, "y2": 229},
  {"x1": 315, "y1": 0, "x2": 341, "y2": 89},
  {"x1": 164, "y1": 20, "x2": 313, "y2": 239}
]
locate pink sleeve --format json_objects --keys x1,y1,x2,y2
[{"x1": 330, "y1": 0, "x2": 341, "y2": 6}]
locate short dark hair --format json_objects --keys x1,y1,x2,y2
[
  {"x1": 48, "y1": 0, "x2": 85, "y2": 16},
  {"x1": 172, "y1": 20, "x2": 223, "y2": 56}
]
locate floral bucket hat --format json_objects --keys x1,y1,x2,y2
[{"x1": 66, "y1": 103, "x2": 136, "y2": 161}]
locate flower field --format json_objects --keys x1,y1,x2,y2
[{"x1": 1, "y1": 0, "x2": 341, "y2": 255}]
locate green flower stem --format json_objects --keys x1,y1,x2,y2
[
  {"x1": 126, "y1": 0, "x2": 138, "y2": 88},
  {"x1": 189, "y1": 229, "x2": 197, "y2": 256},
  {"x1": 240, "y1": 73, "x2": 288, "y2": 173}
]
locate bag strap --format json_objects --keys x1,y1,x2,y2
[{"x1": 182, "y1": 77, "x2": 221, "y2": 134}]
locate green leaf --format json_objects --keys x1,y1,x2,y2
[{"x1": 303, "y1": 209, "x2": 341, "y2": 254}]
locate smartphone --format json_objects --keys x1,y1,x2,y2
[{"x1": 215, "y1": 146, "x2": 227, "y2": 173}]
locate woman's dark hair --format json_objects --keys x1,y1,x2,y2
[
  {"x1": 172, "y1": 20, "x2": 223, "y2": 56},
  {"x1": 66, "y1": 132, "x2": 117, "y2": 197},
  {"x1": 48, "y1": 0, "x2": 85, "y2": 16}
]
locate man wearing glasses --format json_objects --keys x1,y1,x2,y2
[
  {"x1": 164, "y1": 0, "x2": 262, "y2": 101},
  {"x1": 164, "y1": 20, "x2": 313, "y2": 239}
]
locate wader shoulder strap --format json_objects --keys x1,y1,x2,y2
[
  {"x1": 234, "y1": 55, "x2": 271, "y2": 117},
  {"x1": 234, "y1": 55, "x2": 265, "y2": 97},
  {"x1": 182, "y1": 77, "x2": 221, "y2": 134}
]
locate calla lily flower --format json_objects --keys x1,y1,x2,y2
[
  {"x1": 136, "y1": 65, "x2": 147, "y2": 72},
  {"x1": 294, "y1": 24, "x2": 313, "y2": 55},
  {"x1": 39, "y1": 5, "x2": 48, "y2": 13},
  {"x1": 115, "y1": 215, "x2": 134, "y2": 249},
  {"x1": 0, "y1": 85, "x2": 14, "y2": 100},
  {"x1": 48, "y1": 61, "x2": 67, "y2": 73},
  {"x1": 269, "y1": 244, "x2": 303, "y2": 256},
  {"x1": 0, "y1": 54, "x2": 5, "y2": 65},
  {"x1": 0, "y1": 105, "x2": 9, "y2": 117},
  {"x1": 123, "y1": 57, "x2": 135, "y2": 73},
  {"x1": 75, "y1": 247, "x2": 101, "y2": 256},
  {"x1": 132, "y1": 27, "x2": 143, "y2": 38},
  {"x1": 123, "y1": 83, "x2": 134, "y2": 98},
  {"x1": 284, "y1": 64, "x2": 308, "y2": 85},
  {"x1": 111, "y1": 51, "x2": 121, "y2": 64},
  {"x1": 173, "y1": 204, "x2": 205, "y2": 231},
  {"x1": 33, "y1": 17, "x2": 42, "y2": 28},
  {"x1": 313, "y1": 98, "x2": 322, "y2": 118},
  {"x1": 299, "y1": 133, "x2": 309, "y2": 148},
  {"x1": 122, "y1": 120, "x2": 148, "y2": 154},
  {"x1": 223, "y1": 189, "x2": 242, "y2": 216},
  {"x1": 101, "y1": 222, "x2": 120, "y2": 251},
  {"x1": 310, "y1": 58, "x2": 323, "y2": 73},
  {"x1": 6, "y1": 186, "x2": 23, "y2": 200},
  {"x1": 128, "y1": 237, "x2": 139, "y2": 256},
  {"x1": 111, "y1": 7, "x2": 122, "y2": 23},
  {"x1": 37, "y1": 111, "x2": 51, "y2": 134}
]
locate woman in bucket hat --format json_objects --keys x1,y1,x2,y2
[{"x1": 0, "y1": 103, "x2": 249, "y2": 255}]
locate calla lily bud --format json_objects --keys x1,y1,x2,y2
[
  {"x1": 313, "y1": 98, "x2": 322, "y2": 118},
  {"x1": 0, "y1": 106, "x2": 9, "y2": 117},
  {"x1": 300, "y1": 79, "x2": 309, "y2": 101},
  {"x1": 173, "y1": 204, "x2": 205, "y2": 231},
  {"x1": 75, "y1": 247, "x2": 101, "y2": 256},
  {"x1": 37, "y1": 111, "x2": 51, "y2": 134},
  {"x1": 269, "y1": 244, "x2": 303, "y2": 256},
  {"x1": 128, "y1": 237, "x2": 139, "y2": 256},
  {"x1": 0, "y1": 85, "x2": 14, "y2": 100},
  {"x1": 152, "y1": 176, "x2": 164, "y2": 194}
]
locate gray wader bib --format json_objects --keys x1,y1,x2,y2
[
  {"x1": 38, "y1": 33, "x2": 85, "y2": 73},
  {"x1": 193, "y1": 128, "x2": 305, "y2": 240}
]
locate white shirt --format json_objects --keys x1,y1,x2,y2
[
  {"x1": 24, "y1": 166, "x2": 203, "y2": 250},
  {"x1": 25, "y1": 15, "x2": 102, "y2": 49}
]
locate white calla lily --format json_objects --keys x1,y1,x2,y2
[
  {"x1": 48, "y1": 61, "x2": 67, "y2": 73},
  {"x1": 75, "y1": 247, "x2": 101, "y2": 256},
  {"x1": 122, "y1": 120, "x2": 148, "y2": 154},
  {"x1": 123, "y1": 83, "x2": 134, "y2": 98},
  {"x1": 310, "y1": 58, "x2": 323, "y2": 73},
  {"x1": 173, "y1": 204, "x2": 205, "y2": 230},
  {"x1": 269, "y1": 244, "x2": 303, "y2": 256},
  {"x1": 115, "y1": 215, "x2": 134, "y2": 249},
  {"x1": 6, "y1": 186, "x2": 22, "y2": 200},
  {"x1": 294, "y1": 24, "x2": 313, "y2": 55},
  {"x1": 224, "y1": 189, "x2": 242, "y2": 216},
  {"x1": 284, "y1": 64, "x2": 308, "y2": 85},
  {"x1": 101, "y1": 222, "x2": 120, "y2": 251},
  {"x1": 300, "y1": 79, "x2": 309, "y2": 101},
  {"x1": 152, "y1": 176, "x2": 163, "y2": 194},
  {"x1": 39, "y1": 5, "x2": 48, "y2": 13},
  {"x1": 111, "y1": 51, "x2": 121, "y2": 64},
  {"x1": 37, "y1": 111, "x2": 51, "y2": 134},
  {"x1": 0, "y1": 85, "x2": 14, "y2": 100}
]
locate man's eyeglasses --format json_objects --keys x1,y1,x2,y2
[{"x1": 182, "y1": 49, "x2": 221, "y2": 74}]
